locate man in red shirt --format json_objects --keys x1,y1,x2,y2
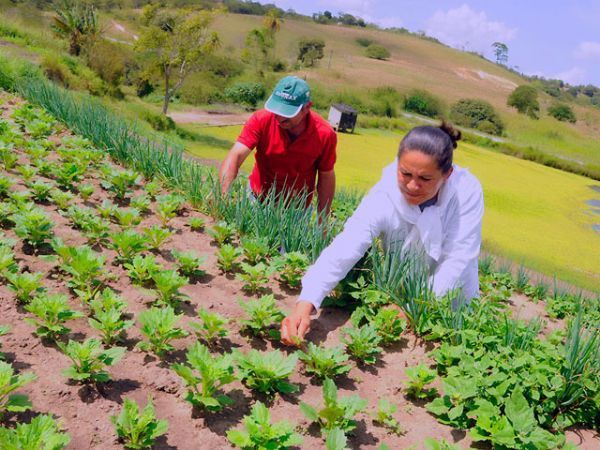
[{"x1": 219, "y1": 76, "x2": 337, "y2": 215}]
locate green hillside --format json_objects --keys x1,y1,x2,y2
[{"x1": 0, "y1": 2, "x2": 599, "y2": 290}]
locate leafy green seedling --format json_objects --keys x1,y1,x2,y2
[
  {"x1": 59, "y1": 246, "x2": 105, "y2": 295},
  {"x1": 426, "y1": 375, "x2": 478, "y2": 428},
  {"x1": 189, "y1": 308, "x2": 229, "y2": 346},
  {"x1": 297, "y1": 343, "x2": 351, "y2": 380},
  {"x1": 81, "y1": 216, "x2": 111, "y2": 247},
  {"x1": 142, "y1": 225, "x2": 172, "y2": 251},
  {"x1": 8, "y1": 189, "x2": 32, "y2": 206},
  {"x1": 0, "y1": 245, "x2": 18, "y2": 277},
  {"x1": 0, "y1": 361, "x2": 36, "y2": 419},
  {"x1": 171, "y1": 249, "x2": 206, "y2": 277},
  {"x1": 239, "y1": 294, "x2": 284, "y2": 338},
  {"x1": 227, "y1": 401, "x2": 302, "y2": 449},
  {"x1": 97, "y1": 198, "x2": 117, "y2": 219},
  {"x1": 373, "y1": 399, "x2": 404, "y2": 436},
  {"x1": 207, "y1": 221, "x2": 236, "y2": 245},
  {"x1": 12, "y1": 207, "x2": 54, "y2": 248},
  {"x1": 143, "y1": 179, "x2": 162, "y2": 199},
  {"x1": 152, "y1": 269, "x2": 189, "y2": 307},
  {"x1": 28, "y1": 180, "x2": 53, "y2": 203},
  {"x1": 216, "y1": 243, "x2": 241, "y2": 273},
  {"x1": 187, "y1": 216, "x2": 205, "y2": 231},
  {"x1": 240, "y1": 236, "x2": 272, "y2": 265},
  {"x1": 25, "y1": 293, "x2": 84, "y2": 340},
  {"x1": 0, "y1": 175, "x2": 15, "y2": 198},
  {"x1": 300, "y1": 378, "x2": 368, "y2": 436},
  {"x1": 325, "y1": 428, "x2": 349, "y2": 450},
  {"x1": 89, "y1": 307, "x2": 134, "y2": 346},
  {"x1": 63, "y1": 205, "x2": 96, "y2": 230},
  {"x1": 0, "y1": 202, "x2": 15, "y2": 227},
  {"x1": 0, "y1": 325, "x2": 8, "y2": 359},
  {"x1": 371, "y1": 307, "x2": 407, "y2": 345},
  {"x1": 236, "y1": 262, "x2": 274, "y2": 295},
  {"x1": 172, "y1": 342, "x2": 236, "y2": 411},
  {"x1": 137, "y1": 306, "x2": 189, "y2": 357},
  {"x1": 236, "y1": 349, "x2": 298, "y2": 396},
  {"x1": 112, "y1": 207, "x2": 142, "y2": 228},
  {"x1": 89, "y1": 288, "x2": 128, "y2": 314},
  {"x1": 6, "y1": 271, "x2": 45, "y2": 303},
  {"x1": 341, "y1": 324, "x2": 383, "y2": 365},
  {"x1": 58, "y1": 338, "x2": 125, "y2": 383},
  {"x1": 110, "y1": 230, "x2": 148, "y2": 264},
  {"x1": 273, "y1": 251, "x2": 309, "y2": 289},
  {"x1": 0, "y1": 414, "x2": 71, "y2": 449},
  {"x1": 423, "y1": 438, "x2": 462, "y2": 450},
  {"x1": 111, "y1": 396, "x2": 168, "y2": 449},
  {"x1": 17, "y1": 165, "x2": 37, "y2": 182},
  {"x1": 404, "y1": 364, "x2": 437, "y2": 399},
  {"x1": 124, "y1": 254, "x2": 161, "y2": 285},
  {"x1": 130, "y1": 194, "x2": 151, "y2": 213},
  {"x1": 52, "y1": 162, "x2": 87, "y2": 190},
  {"x1": 101, "y1": 169, "x2": 140, "y2": 200},
  {"x1": 50, "y1": 188, "x2": 75, "y2": 210},
  {"x1": 0, "y1": 150, "x2": 18, "y2": 170},
  {"x1": 78, "y1": 183, "x2": 94, "y2": 201},
  {"x1": 155, "y1": 193, "x2": 185, "y2": 226}
]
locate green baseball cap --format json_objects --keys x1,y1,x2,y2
[{"x1": 264, "y1": 76, "x2": 311, "y2": 118}]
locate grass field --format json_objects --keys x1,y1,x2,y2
[{"x1": 183, "y1": 124, "x2": 600, "y2": 292}]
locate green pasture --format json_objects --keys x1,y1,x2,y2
[{"x1": 184, "y1": 124, "x2": 600, "y2": 291}]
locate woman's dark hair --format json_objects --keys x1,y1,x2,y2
[{"x1": 397, "y1": 121, "x2": 461, "y2": 173}]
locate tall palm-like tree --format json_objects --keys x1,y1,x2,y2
[
  {"x1": 52, "y1": 0, "x2": 100, "y2": 56},
  {"x1": 263, "y1": 9, "x2": 283, "y2": 37}
]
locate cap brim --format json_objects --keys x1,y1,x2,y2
[{"x1": 264, "y1": 94, "x2": 304, "y2": 118}]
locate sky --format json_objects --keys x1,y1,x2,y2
[{"x1": 255, "y1": 0, "x2": 600, "y2": 86}]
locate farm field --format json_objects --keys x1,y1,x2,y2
[
  {"x1": 0, "y1": 90, "x2": 600, "y2": 449},
  {"x1": 183, "y1": 123, "x2": 600, "y2": 292},
  {"x1": 0, "y1": 91, "x2": 598, "y2": 450}
]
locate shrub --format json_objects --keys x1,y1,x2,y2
[
  {"x1": 356, "y1": 37, "x2": 374, "y2": 47},
  {"x1": 548, "y1": 103, "x2": 576, "y2": 123},
  {"x1": 142, "y1": 110, "x2": 176, "y2": 132},
  {"x1": 404, "y1": 89, "x2": 443, "y2": 118},
  {"x1": 450, "y1": 98, "x2": 505, "y2": 136},
  {"x1": 365, "y1": 44, "x2": 390, "y2": 60},
  {"x1": 297, "y1": 38, "x2": 325, "y2": 67},
  {"x1": 224, "y1": 82, "x2": 266, "y2": 108},
  {"x1": 507, "y1": 85, "x2": 539, "y2": 118}
]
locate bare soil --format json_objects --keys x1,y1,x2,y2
[
  {"x1": 167, "y1": 109, "x2": 251, "y2": 126},
  {"x1": 0, "y1": 94, "x2": 597, "y2": 449}
]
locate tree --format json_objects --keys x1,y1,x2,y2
[
  {"x1": 507, "y1": 85, "x2": 540, "y2": 119},
  {"x1": 297, "y1": 38, "x2": 325, "y2": 67},
  {"x1": 135, "y1": 7, "x2": 220, "y2": 115},
  {"x1": 242, "y1": 28, "x2": 272, "y2": 77},
  {"x1": 263, "y1": 9, "x2": 283, "y2": 36},
  {"x1": 548, "y1": 103, "x2": 576, "y2": 123},
  {"x1": 492, "y1": 42, "x2": 508, "y2": 65},
  {"x1": 450, "y1": 98, "x2": 505, "y2": 136},
  {"x1": 51, "y1": 0, "x2": 100, "y2": 56}
]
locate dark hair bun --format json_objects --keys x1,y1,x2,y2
[{"x1": 439, "y1": 121, "x2": 461, "y2": 149}]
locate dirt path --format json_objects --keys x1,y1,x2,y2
[{"x1": 168, "y1": 109, "x2": 251, "y2": 126}]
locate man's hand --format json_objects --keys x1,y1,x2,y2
[
  {"x1": 219, "y1": 142, "x2": 252, "y2": 194},
  {"x1": 280, "y1": 301, "x2": 315, "y2": 346}
]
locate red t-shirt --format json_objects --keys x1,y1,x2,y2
[{"x1": 237, "y1": 109, "x2": 337, "y2": 202}]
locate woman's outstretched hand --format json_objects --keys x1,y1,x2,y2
[{"x1": 280, "y1": 301, "x2": 314, "y2": 346}]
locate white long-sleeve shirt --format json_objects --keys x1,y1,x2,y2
[{"x1": 300, "y1": 161, "x2": 484, "y2": 309}]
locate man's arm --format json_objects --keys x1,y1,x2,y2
[
  {"x1": 219, "y1": 142, "x2": 253, "y2": 194},
  {"x1": 316, "y1": 169, "x2": 335, "y2": 216}
]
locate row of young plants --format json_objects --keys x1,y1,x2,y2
[
  {"x1": 0, "y1": 98, "x2": 412, "y2": 449},
  {"x1": 1, "y1": 89, "x2": 598, "y2": 448}
]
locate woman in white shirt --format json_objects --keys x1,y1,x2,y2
[{"x1": 280, "y1": 122, "x2": 484, "y2": 345}]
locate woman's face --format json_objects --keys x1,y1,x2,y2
[{"x1": 397, "y1": 150, "x2": 452, "y2": 205}]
